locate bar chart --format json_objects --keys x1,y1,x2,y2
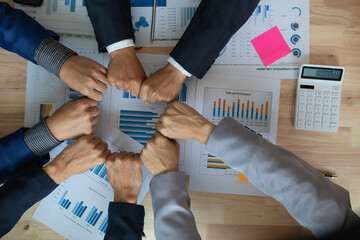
[
  {"x1": 98, "y1": 215, "x2": 108, "y2": 234},
  {"x1": 253, "y1": 5, "x2": 271, "y2": 26},
  {"x1": 58, "y1": 190, "x2": 71, "y2": 209},
  {"x1": 85, "y1": 207, "x2": 103, "y2": 226},
  {"x1": 204, "y1": 87, "x2": 273, "y2": 134},
  {"x1": 46, "y1": 0, "x2": 86, "y2": 15},
  {"x1": 90, "y1": 164, "x2": 109, "y2": 182},
  {"x1": 71, "y1": 200, "x2": 88, "y2": 218},
  {"x1": 180, "y1": 7, "x2": 197, "y2": 28},
  {"x1": 39, "y1": 104, "x2": 53, "y2": 121}
]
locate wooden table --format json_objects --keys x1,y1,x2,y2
[{"x1": 1, "y1": 0, "x2": 359, "y2": 239}]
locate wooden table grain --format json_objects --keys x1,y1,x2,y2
[{"x1": 1, "y1": 0, "x2": 359, "y2": 239}]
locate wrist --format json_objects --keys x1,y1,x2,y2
[
  {"x1": 165, "y1": 63, "x2": 186, "y2": 82},
  {"x1": 196, "y1": 121, "x2": 216, "y2": 144},
  {"x1": 42, "y1": 162, "x2": 65, "y2": 184},
  {"x1": 110, "y1": 46, "x2": 135, "y2": 58},
  {"x1": 114, "y1": 192, "x2": 138, "y2": 204},
  {"x1": 45, "y1": 117, "x2": 64, "y2": 141}
]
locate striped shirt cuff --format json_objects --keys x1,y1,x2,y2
[
  {"x1": 23, "y1": 120, "x2": 62, "y2": 157},
  {"x1": 33, "y1": 37, "x2": 77, "y2": 77}
]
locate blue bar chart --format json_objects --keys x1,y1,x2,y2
[
  {"x1": 181, "y1": 7, "x2": 197, "y2": 28},
  {"x1": 204, "y1": 87, "x2": 272, "y2": 134},
  {"x1": 85, "y1": 207, "x2": 103, "y2": 226},
  {"x1": 98, "y1": 215, "x2": 108, "y2": 234},
  {"x1": 90, "y1": 164, "x2": 109, "y2": 182},
  {"x1": 253, "y1": 5, "x2": 271, "y2": 26},
  {"x1": 46, "y1": 0, "x2": 86, "y2": 15},
  {"x1": 130, "y1": 0, "x2": 167, "y2": 7},
  {"x1": 58, "y1": 190, "x2": 71, "y2": 209},
  {"x1": 72, "y1": 200, "x2": 87, "y2": 218}
]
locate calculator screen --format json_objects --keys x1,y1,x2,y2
[{"x1": 302, "y1": 67, "x2": 343, "y2": 81}]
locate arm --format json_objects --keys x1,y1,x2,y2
[
  {"x1": 156, "y1": 102, "x2": 360, "y2": 239},
  {"x1": 150, "y1": 172, "x2": 201, "y2": 240},
  {"x1": 0, "y1": 97, "x2": 100, "y2": 183},
  {"x1": 170, "y1": 0, "x2": 260, "y2": 78},
  {"x1": 141, "y1": 132, "x2": 201, "y2": 240},
  {"x1": 205, "y1": 118, "x2": 360, "y2": 238},
  {"x1": 0, "y1": 134, "x2": 110, "y2": 237},
  {"x1": 104, "y1": 152, "x2": 144, "y2": 240},
  {"x1": 0, "y1": 162, "x2": 58, "y2": 237}
]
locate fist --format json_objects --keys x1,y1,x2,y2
[
  {"x1": 43, "y1": 134, "x2": 111, "y2": 184},
  {"x1": 108, "y1": 47, "x2": 146, "y2": 96},
  {"x1": 139, "y1": 63, "x2": 186, "y2": 105},
  {"x1": 106, "y1": 152, "x2": 143, "y2": 204},
  {"x1": 46, "y1": 97, "x2": 99, "y2": 141},
  {"x1": 156, "y1": 102, "x2": 216, "y2": 144},
  {"x1": 140, "y1": 132, "x2": 179, "y2": 176},
  {"x1": 59, "y1": 55, "x2": 108, "y2": 101}
]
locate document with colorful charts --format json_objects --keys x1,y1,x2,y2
[
  {"x1": 189, "y1": 73, "x2": 280, "y2": 196},
  {"x1": 209, "y1": 0, "x2": 309, "y2": 79},
  {"x1": 16, "y1": 0, "x2": 201, "y2": 46},
  {"x1": 33, "y1": 121, "x2": 153, "y2": 240},
  {"x1": 107, "y1": 54, "x2": 196, "y2": 174}
]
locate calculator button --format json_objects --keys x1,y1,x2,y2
[
  {"x1": 322, "y1": 114, "x2": 330, "y2": 129},
  {"x1": 298, "y1": 104, "x2": 305, "y2": 112},
  {"x1": 331, "y1": 106, "x2": 339, "y2": 113},
  {"x1": 314, "y1": 121, "x2": 321, "y2": 129},
  {"x1": 299, "y1": 95, "x2": 306, "y2": 103},
  {"x1": 333, "y1": 86, "x2": 340, "y2": 91},
  {"x1": 323, "y1": 98, "x2": 331, "y2": 105},
  {"x1": 332, "y1": 92, "x2": 339, "y2": 98},
  {"x1": 330, "y1": 114, "x2": 338, "y2": 122},
  {"x1": 307, "y1": 96, "x2": 314, "y2": 104},
  {"x1": 332, "y1": 98, "x2": 340, "y2": 105},
  {"x1": 315, "y1": 97, "x2": 322, "y2": 104},
  {"x1": 330, "y1": 123, "x2": 338, "y2": 131},
  {"x1": 306, "y1": 113, "x2": 313, "y2": 121},
  {"x1": 297, "y1": 120, "x2": 305, "y2": 128},
  {"x1": 305, "y1": 121, "x2": 313, "y2": 129},
  {"x1": 324, "y1": 92, "x2": 331, "y2": 97},
  {"x1": 306, "y1": 105, "x2": 314, "y2": 112},
  {"x1": 297, "y1": 112, "x2": 305, "y2": 120},
  {"x1": 299, "y1": 90, "x2": 306, "y2": 96},
  {"x1": 323, "y1": 106, "x2": 331, "y2": 114},
  {"x1": 314, "y1": 114, "x2": 322, "y2": 121},
  {"x1": 315, "y1": 105, "x2": 322, "y2": 113},
  {"x1": 307, "y1": 90, "x2": 314, "y2": 96},
  {"x1": 316, "y1": 91, "x2": 323, "y2": 97}
]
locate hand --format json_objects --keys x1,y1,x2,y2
[
  {"x1": 140, "y1": 131, "x2": 179, "y2": 176},
  {"x1": 156, "y1": 102, "x2": 216, "y2": 144},
  {"x1": 46, "y1": 97, "x2": 99, "y2": 141},
  {"x1": 108, "y1": 47, "x2": 146, "y2": 96},
  {"x1": 43, "y1": 134, "x2": 111, "y2": 184},
  {"x1": 59, "y1": 55, "x2": 108, "y2": 101},
  {"x1": 106, "y1": 152, "x2": 143, "y2": 204},
  {"x1": 139, "y1": 63, "x2": 186, "y2": 104}
]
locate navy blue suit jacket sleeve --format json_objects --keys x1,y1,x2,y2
[
  {"x1": 170, "y1": 0, "x2": 260, "y2": 78},
  {"x1": 0, "y1": 162, "x2": 58, "y2": 237},
  {"x1": 0, "y1": 1, "x2": 58, "y2": 63},
  {"x1": 105, "y1": 202, "x2": 145, "y2": 240},
  {"x1": 85, "y1": 0, "x2": 134, "y2": 52},
  {"x1": 0, "y1": 128, "x2": 49, "y2": 183}
]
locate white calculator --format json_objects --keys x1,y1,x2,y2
[{"x1": 295, "y1": 64, "x2": 345, "y2": 132}]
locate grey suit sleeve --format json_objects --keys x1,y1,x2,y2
[
  {"x1": 150, "y1": 171, "x2": 201, "y2": 240},
  {"x1": 205, "y1": 118, "x2": 360, "y2": 238}
]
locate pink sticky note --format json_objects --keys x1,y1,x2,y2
[{"x1": 251, "y1": 26, "x2": 292, "y2": 67}]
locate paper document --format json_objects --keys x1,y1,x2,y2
[
  {"x1": 33, "y1": 121, "x2": 152, "y2": 240},
  {"x1": 189, "y1": 74, "x2": 281, "y2": 196}
]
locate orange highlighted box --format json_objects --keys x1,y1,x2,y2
[{"x1": 238, "y1": 172, "x2": 249, "y2": 182}]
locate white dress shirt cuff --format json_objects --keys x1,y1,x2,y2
[
  {"x1": 167, "y1": 57, "x2": 192, "y2": 77},
  {"x1": 106, "y1": 39, "x2": 135, "y2": 54}
]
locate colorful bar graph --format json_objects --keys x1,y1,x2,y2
[
  {"x1": 241, "y1": 103, "x2": 244, "y2": 118},
  {"x1": 99, "y1": 215, "x2": 108, "y2": 233},
  {"x1": 227, "y1": 106, "x2": 230, "y2": 117},
  {"x1": 213, "y1": 101, "x2": 216, "y2": 116},
  {"x1": 251, "y1": 102, "x2": 254, "y2": 119},
  {"x1": 237, "y1": 99, "x2": 240, "y2": 118},
  {"x1": 39, "y1": 104, "x2": 53, "y2": 121},
  {"x1": 222, "y1": 100, "x2": 226, "y2": 117},
  {"x1": 232, "y1": 102, "x2": 235, "y2": 117},
  {"x1": 218, "y1": 98, "x2": 221, "y2": 116},
  {"x1": 265, "y1": 101, "x2": 269, "y2": 120},
  {"x1": 261, "y1": 104, "x2": 263, "y2": 120},
  {"x1": 246, "y1": 100, "x2": 249, "y2": 118},
  {"x1": 256, "y1": 108, "x2": 259, "y2": 119}
]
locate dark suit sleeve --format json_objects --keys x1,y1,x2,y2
[
  {"x1": 0, "y1": 2, "x2": 59, "y2": 63},
  {"x1": 0, "y1": 162, "x2": 58, "y2": 237},
  {"x1": 105, "y1": 202, "x2": 144, "y2": 240},
  {"x1": 85, "y1": 0, "x2": 134, "y2": 52},
  {"x1": 170, "y1": 0, "x2": 260, "y2": 79},
  {"x1": 0, "y1": 128, "x2": 50, "y2": 183}
]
